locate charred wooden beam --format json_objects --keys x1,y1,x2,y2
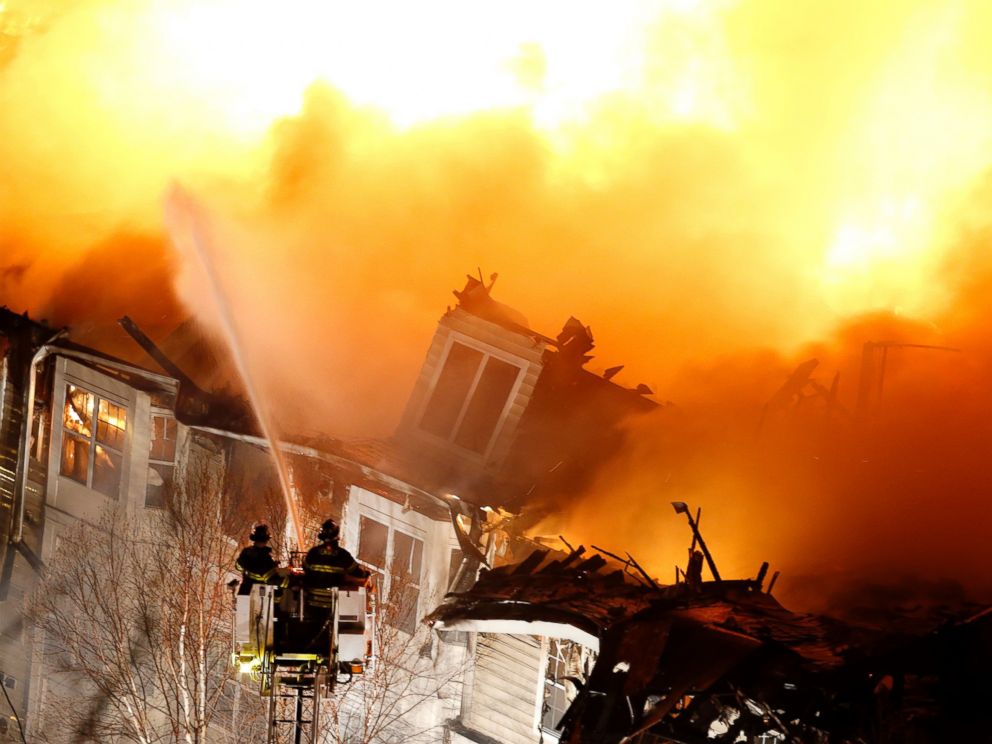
[
  {"x1": 117, "y1": 315, "x2": 201, "y2": 391},
  {"x1": 673, "y1": 502, "x2": 722, "y2": 582}
]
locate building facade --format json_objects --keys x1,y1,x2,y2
[
  {"x1": 1, "y1": 273, "x2": 654, "y2": 742},
  {"x1": 0, "y1": 309, "x2": 195, "y2": 739}
]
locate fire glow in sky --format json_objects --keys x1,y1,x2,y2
[{"x1": 3, "y1": 0, "x2": 992, "y2": 602}]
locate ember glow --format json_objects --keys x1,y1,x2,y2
[{"x1": 4, "y1": 0, "x2": 992, "y2": 601}]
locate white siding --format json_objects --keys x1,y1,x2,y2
[
  {"x1": 28, "y1": 356, "x2": 182, "y2": 735},
  {"x1": 461, "y1": 634, "x2": 543, "y2": 744}
]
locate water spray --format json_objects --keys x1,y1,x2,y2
[{"x1": 165, "y1": 186, "x2": 306, "y2": 550}]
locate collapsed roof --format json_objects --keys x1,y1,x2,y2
[
  {"x1": 388, "y1": 274, "x2": 659, "y2": 509},
  {"x1": 427, "y1": 544, "x2": 992, "y2": 743},
  {"x1": 102, "y1": 274, "x2": 659, "y2": 513}
]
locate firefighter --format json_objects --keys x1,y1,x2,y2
[
  {"x1": 235, "y1": 524, "x2": 285, "y2": 595},
  {"x1": 303, "y1": 519, "x2": 369, "y2": 609}
]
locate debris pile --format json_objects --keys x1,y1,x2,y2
[{"x1": 428, "y1": 505, "x2": 992, "y2": 743}]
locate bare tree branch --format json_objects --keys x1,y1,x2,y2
[{"x1": 30, "y1": 456, "x2": 247, "y2": 743}]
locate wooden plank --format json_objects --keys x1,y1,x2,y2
[
  {"x1": 468, "y1": 703, "x2": 536, "y2": 740},
  {"x1": 471, "y1": 678, "x2": 538, "y2": 710},
  {"x1": 468, "y1": 710, "x2": 535, "y2": 743},
  {"x1": 473, "y1": 634, "x2": 541, "y2": 669},
  {"x1": 467, "y1": 674, "x2": 539, "y2": 727},
  {"x1": 478, "y1": 638, "x2": 542, "y2": 667},
  {"x1": 477, "y1": 647, "x2": 542, "y2": 677},
  {"x1": 443, "y1": 315, "x2": 545, "y2": 364},
  {"x1": 466, "y1": 633, "x2": 543, "y2": 742}
]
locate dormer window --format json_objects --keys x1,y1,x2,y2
[
  {"x1": 419, "y1": 340, "x2": 522, "y2": 456},
  {"x1": 398, "y1": 281, "x2": 547, "y2": 466}
]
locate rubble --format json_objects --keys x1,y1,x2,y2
[{"x1": 427, "y1": 508, "x2": 992, "y2": 744}]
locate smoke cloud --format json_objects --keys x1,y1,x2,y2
[{"x1": 3, "y1": 0, "x2": 992, "y2": 605}]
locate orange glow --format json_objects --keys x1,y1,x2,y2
[
  {"x1": 814, "y1": 3, "x2": 992, "y2": 316},
  {"x1": 4, "y1": 0, "x2": 992, "y2": 327},
  {"x1": 5, "y1": 0, "x2": 992, "y2": 601}
]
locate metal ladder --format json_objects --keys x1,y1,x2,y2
[{"x1": 265, "y1": 667, "x2": 328, "y2": 744}]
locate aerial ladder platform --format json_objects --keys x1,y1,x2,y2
[{"x1": 233, "y1": 579, "x2": 375, "y2": 743}]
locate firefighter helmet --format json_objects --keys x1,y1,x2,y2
[
  {"x1": 249, "y1": 524, "x2": 271, "y2": 543},
  {"x1": 317, "y1": 519, "x2": 340, "y2": 543}
]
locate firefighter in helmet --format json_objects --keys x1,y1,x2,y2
[
  {"x1": 303, "y1": 519, "x2": 369, "y2": 608},
  {"x1": 235, "y1": 524, "x2": 287, "y2": 595}
]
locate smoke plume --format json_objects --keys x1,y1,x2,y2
[{"x1": 3, "y1": 0, "x2": 992, "y2": 605}]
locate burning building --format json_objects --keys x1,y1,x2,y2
[
  {"x1": 1, "y1": 229, "x2": 991, "y2": 744},
  {"x1": 0, "y1": 273, "x2": 661, "y2": 741},
  {"x1": 208, "y1": 273, "x2": 662, "y2": 742},
  {"x1": 5, "y1": 0, "x2": 992, "y2": 740},
  {"x1": 0, "y1": 307, "x2": 206, "y2": 739}
]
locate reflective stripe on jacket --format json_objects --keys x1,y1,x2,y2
[
  {"x1": 235, "y1": 545, "x2": 279, "y2": 584},
  {"x1": 303, "y1": 543, "x2": 363, "y2": 589}
]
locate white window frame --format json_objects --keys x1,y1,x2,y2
[
  {"x1": 344, "y1": 487, "x2": 456, "y2": 636},
  {"x1": 540, "y1": 637, "x2": 596, "y2": 739},
  {"x1": 355, "y1": 508, "x2": 426, "y2": 630},
  {"x1": 145, "y1": 409, "x2": 178, "y2": 509},
  {"x1": 415, "y1": 331, "x2": 526, "y2": 461},
  {"x1": 541, "y1": 638, "x2": 569, "y2": 739}
]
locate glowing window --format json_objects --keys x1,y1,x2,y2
[
  {"x1": 60, "y1": 384, "x2": 126, "y2": 498},
  {"x1": 96, "y1": 399, "x2": 127, "y2": 450}
]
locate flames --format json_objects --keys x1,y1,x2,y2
[{"x1": 4, "y1": 0, "x2": 992, "y2": 602}]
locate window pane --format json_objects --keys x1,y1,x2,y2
[
  {"x1": 412, "y1": 538, "x2": 423, "y2": 577},
  {"x1": 60, "y1": 433, "x2": 90, "y2": 484},
  {"x1": 96, "y1": 399, "x2": 127, "y2": 450},
  {"x1": 390, "y1": 533, "x2": 423, "y2": 634},
  {"x1": 145, "y1": 463, "x2": 173, "y2": 509},
  {"x1": 92, "y1": 444, "x2": 122, "y2": 498},
  {"x1": 63, "y1": 385, "x2": 93, "y2": 437},
  {"x1": 542, "y1": 681, "x2": 568, "y2": 731},
  {"x1": 454, "y1": 356, "x2": 519, "y2": 453},
  {"x1": 548, "y1": 639, "x2": 564, "y2": 678},
  {"x1": 447, "y1": 548, "x2": 465, "y2": 591},
  {"x1": 150, "y1": 415, "x2": 177, "y2": 462},
  {"x1": 393, "y1": 584, "x2": 420, "y2": 635},
  {"x1": 357, "y1": 516, "x2": 388, "y2": 570},
  {"x1": 543, "y1": 639, "x2": 573, "y2": 733},
  {"x1": 420, "y1": 342, "x2": 483, "y2": 438},
  {"x1": 392, "y1": 531, "x2": 423, "y2": 582}
]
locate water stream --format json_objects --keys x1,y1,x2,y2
[{"x1": 166, "y1": 188, "x2": 306, "y2": 550}]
